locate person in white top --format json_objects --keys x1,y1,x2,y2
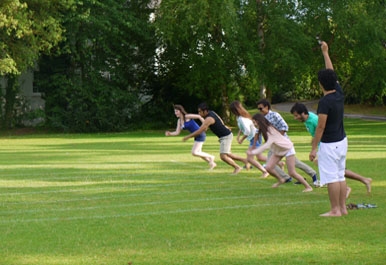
[
  {"x1": 229, "y1": 101, "x2": 268, "y2": 178},
  {"x1": 247, "y1": 113, "x2": 313, "y2": 192}
]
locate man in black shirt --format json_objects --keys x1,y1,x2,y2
[
  {"x1": 184, "y1": 103, "x2": 249, "y2": 174},
  {"x1": 309, "y1": 41, "x2": 348, "y2": 217}
]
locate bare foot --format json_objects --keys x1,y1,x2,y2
[
  {"x1": 319, "y1": 211, "x2": 342, "y2": 217},
  {"x1": 346, "y1": 186, "x2": 352, "y2": 199},
  {"x1": 272, "y1": 178, "x2": 285, "y2": 188},
  {"x1": 232, "y1": 167, "x2": 243, "y2": 175},
  {"x1": 365, "y1": 178, "x2": 372, "y2": 194},
  {"x1": 244, "y1": 163, "x2": 251, "y2": 170},
  {"x1": 302, "y1": 187, "x2": 313, "y2": 193},
  {"x1": 261, "y1": 172, "x2": 269, "y2": 178},
  {"x1": 209, "y1": 161, "x2": 217, "y2": 170},
  {"x1": 272, "y1": 182, "x2": 282, "y2": 188}
]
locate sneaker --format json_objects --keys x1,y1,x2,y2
[
  {"x1": 313, "y1": 180, "x2": 322, "y2": 187},
  {"x1": 294, "y1": 178, "x2": 306, "y2": 185},
  {"x1": 285, "y1": 177, "x2": 293, "y2": 183}
]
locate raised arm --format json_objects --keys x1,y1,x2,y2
[
  {"x1": 321, "y1": 41, "x2": 333, "y2": 70},
  {"x1": 185, "y1": 113, "x2": 205, "y2": 123}
]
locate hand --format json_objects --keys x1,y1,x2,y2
[
  {"x1": 182, "y1": 136, "x2": 189, "y2": 142},
  {"x1": 165, "y1": 131, "x2": 170, "y2": 136},
  {"x1": 320, "y1": 41, "x2": 328, "y2": 53},
  {"x1": 309, "y1": 150, "x2": 317, "y2": 161}
]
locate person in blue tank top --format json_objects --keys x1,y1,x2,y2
[
  {"x1": 165, "y1": 104, "x2": 216, "y2": 169},
  {"x1": 183, "y1": 102, "x2": 249, "y2": 174}
]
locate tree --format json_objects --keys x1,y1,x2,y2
[
  {"x1": 36, "y1": 0, "x2": 157, "y2": 132},
  {"x1": 0, "y1": 0, "x2": 72, "y2": 128},
  {"x1": 154, "y1": 0, "x2": 254, "y2": 120}
]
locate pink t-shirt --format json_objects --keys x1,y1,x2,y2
[{"x1": 250, "y1": 127, "x2": 293, "y2": 156}]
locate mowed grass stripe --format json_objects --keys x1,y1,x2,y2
[{"x1": 0, "y1": 199, "x2": 326, "y2": 224}]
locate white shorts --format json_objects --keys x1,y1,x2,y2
[
  {"x1": 285, "y1": 146, "x2": 296, "y2": 157},
  {"x1": 219, "y1": 133, "x2": 233, "y2": 154},
  {"x1": 318, "y1": 137, "x2": 348, "y2": 185}
]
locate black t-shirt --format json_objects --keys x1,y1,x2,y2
[{"x1": 317, "y1": 82, "x2": 346, "y2": 143}]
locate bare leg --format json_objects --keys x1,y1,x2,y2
[
  {"x1": 345, "y1": 169, "x2": 372, "y2": 194},
  {"x1": 227, "y1": 152, "x2": 250, "y2": 170},
  {"x1": 220, "y1": 153, "x2": 243, "y2": 174},
  {"x1": 192, "y1": 141, "x2": 216, "y2": 169},
  {"x1": 264, "y1": 155, "x2": 286, "y2": 188},
  {"x1": 247, "y1": 147, "x2": 268, "y2": 176},
  {"x1": 346, "y1": 186, "x2": 352, "y2": 199},
  {"x1": 256, "y1": 153, "x2": 267, "y2": 163},
  {"x1": 286, "y1": 155, "x2": 313, "y2": 192},
  {"x1": 267, "y1": 151, "x2": 291, "y2": 181},
  {"x1": 320, "y1": 181, "x2": 347, "y2": 217},
  {"x1": 340, "y1": 182, "x2": 348, "y2": 215}
]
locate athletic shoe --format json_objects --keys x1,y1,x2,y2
[
  {"x1": 294, "y1": 178, "x2": 307, "y2": 185},
  {"x1": 285, "y1": 177, "x2": 293, "y2": 183},
  {"x1": 313, "y1": 180, "x2": 322, "y2": 187}
]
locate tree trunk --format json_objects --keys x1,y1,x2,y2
[
  {"x1": 257, "y1": 0, "x2": 267, "y2": 99},
  {"x1": 2, "y1": 75, "x2": 18, "y2": 129}
]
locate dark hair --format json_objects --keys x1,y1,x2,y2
[
  {"x1": 290, "y1": 102, "x2": 309, "y2": 115},
  {"x1": 318, "y1": 69, "x2": 338, "y2": 91},
  {"x1": 256, "y1": 99, "x2": 271, "y2": 110},
  {"x1": 229, "y1": 101, "x2": 251, "y2": 118},
  {"x1": 251, "y1": 113, "x2": 272, "y2": 142},
  {"x1": 198, "y1": 102, "x2": 209, "y2": 111}
]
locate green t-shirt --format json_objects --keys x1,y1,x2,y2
[{"x1": 305, "y1": 112, "x2": 318, "y2": 137}]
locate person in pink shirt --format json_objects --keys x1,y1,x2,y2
[{"x1": 247, "y1": 113, "x2": 313, "y2": 192}]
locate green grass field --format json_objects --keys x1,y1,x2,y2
[{"x1": 0, "y1": 115, "x2": 385, "y2": 265}]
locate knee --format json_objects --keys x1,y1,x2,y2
[
  {"x1": 287, "y1": 169, "x2": 296, "y2": 176},
  {"x1": 265, "y1": 164, "x2": 275, "y2": 173},
  {"x1": 247, "y1": 156, "x2": 255, "y2": 163},
  {"x1": 220, "y1": 153, "x2": 227, "y2": 161}
]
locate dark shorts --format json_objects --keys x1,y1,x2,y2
[{"x1": 194, "y1": 133, "x2": 206, "y2": 142}]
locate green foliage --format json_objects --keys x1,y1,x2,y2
[
  {"x1": 154, "y1": 0, "x2": 249, "y2": 118},
  {"x1": 36, "y1": 0, "x2": 157, "y2": 132},
  {"x1": 0, "y1": 0, "x2": 73, "y2": 128},
  {"x1": 2, "y1": 0, "x2": 385, "y2": 131},
  {"x1": 0, "y1": 117, "x2": 385, "y2": 264}
]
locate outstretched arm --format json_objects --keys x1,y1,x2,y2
[
  {"x1": 321, "y1": 41, "x2": 333, "y2": 70},
  {"x1": 165, "y1": 119, "x2": 182, "y2": 136}
]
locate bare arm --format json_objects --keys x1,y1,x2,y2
[
  {"x1": 185, "y1": 113, "x2": 205, "y2": 123},
  {"x1": 309, "y1": 114, "x2": 327, "y2": 161},
  {"x1": 183, "y1": 116, "x2": 214, "y2": 141},
  {"x1": 321, "y1": 41, "x2": 333, "y2": 70},
  {"x1": 237, "y1": 130, "x2": 247, "y2": 144},
  {"x1": 165, "y1": 119, "x2": 182, "y2": 136}
]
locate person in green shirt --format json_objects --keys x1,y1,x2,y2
[{"x1": 290, "y1": 102, "x2": 372, "y2": 195}]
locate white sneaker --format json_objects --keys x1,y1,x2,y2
[{"x1": 313, "y1": 180, "x2": 322, "y2": 187}]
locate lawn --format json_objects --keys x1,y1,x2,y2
[{"x1": 0, "y1": 116, "x2": 385, "y2": 265}]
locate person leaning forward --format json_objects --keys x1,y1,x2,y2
[{"x1": 183, "y1": 102, "x2": 250, "y2": 174}]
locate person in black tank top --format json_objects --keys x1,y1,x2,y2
[{"x1": 183, "y1": 103, "x2": 250, "y2": 174}]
